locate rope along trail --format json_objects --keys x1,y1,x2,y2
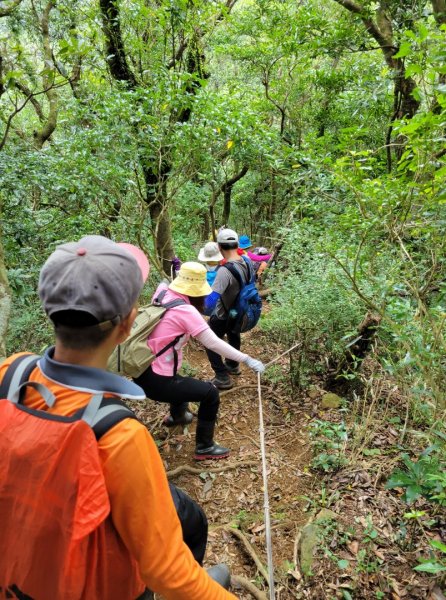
[{"x1": 257, "y1": 342, "x2": 301, "y2": 599}]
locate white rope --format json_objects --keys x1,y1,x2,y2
[
  {"x1": 264, "y1": 341, "x2": 301, "y2": 368},
  {"x1": 257, "y1": 371, "x2": 276, "y2": 599},
  {"x1": 256, "y1": 341, "x2": 300, "y2": 598}
]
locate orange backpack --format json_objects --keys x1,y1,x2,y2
[{"x1": 0, "y1": 354, "x2": 145, "y2": 600}]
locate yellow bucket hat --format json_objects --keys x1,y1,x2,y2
[{"x1": 169, "y1": 262, "x2": 212, "y2": 297}]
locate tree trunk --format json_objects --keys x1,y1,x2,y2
[
  {"x1": 333, "y1": 0, "x2": 421, "y2": 167},
  {"x1": 431, "y1": 0, "x2": 446, "y2": 113},
  {"x1": 201, "y1": 210, "x2": 210, "y2": 241},
  {"x1": 220, "y1": 165, "x2": 249, "y2": 226},
  {"x1": 143, "y1": 165, "x2": 174, "y2": 276},
  {"x1": 99, "y1": 0, "x2": 212, "y2": 275},
  {"x1": 222, "y1": 185, "x2": 232, "y2": 225},
  {"x1": 33, "y1": 1, "x2": 58, "y2": 149},
  {"x1": 0, "y1": 222, "x2": 11, "y2": 362}
]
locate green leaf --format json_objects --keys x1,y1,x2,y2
[
  {"x1": 404, "y1": 485, "x2": 423, "y2": 503},
  {"x1": 363, "y1": 448, "x2": 381, "y2": 456},
  {"x1": 403, "y1": 511, "x2": 426, "y2": 519},
  {"x1": 393, "y1": 41, "x2": 411, "y2": 58},
  {"x1": 414, "y1": 561, "x2": 446, "y2": 574},
  {"x1": 430, "y1": 540, "x2": 446, "y2": 554},
  {"x1": 337, "y1": 559, "x2": 350, "y2": 570},
  {"x1": 386, "y1": 472, "x2": 414, "y2": 488}
]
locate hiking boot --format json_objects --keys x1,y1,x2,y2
[
  {"x1": 211, "y1": 374, "x2": 233, "y2": 390},
  {"x1": 163, "y1": 403, "x2": 194, "y2": 427},
  {"x1": 207, "y1": 564, "x2": 231, "y2": 590},
  {"x1": 224, "y1": 361, "x2": 241, "y2": 376},
  {"x1": 194, "y1": 420, "x2": 230, "y2": 461}
]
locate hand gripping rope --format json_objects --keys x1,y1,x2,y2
[{"x1": 257, "y1": 342, "x2": 301, "y2": 600}]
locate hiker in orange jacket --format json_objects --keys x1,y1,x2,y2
[{"x1": 0, "y1": 235, "x2": 236, "y2": 600}]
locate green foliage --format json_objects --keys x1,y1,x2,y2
[
  {"x1": 386, "y1": 446, "x2": 446, "y2": 505},
  {"x1": 414, "y1": 539, "x2": 446, "y2": 574},
  {"x1": 260, "y1": 221, "x2": 364, "y2": 387},
  {"x1": 0, "y1": 0, "x2": 444, "y2": 428},
  {"x1": 309, "y1": 419, "x2": 348, "y2": 472}
]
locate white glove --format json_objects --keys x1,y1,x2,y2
[{"x1": 244, "y1": 356, "x2": 265, "y2": 373}]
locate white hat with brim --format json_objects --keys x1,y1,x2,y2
[
  {"x1": 198, "y1": 242, "x2": 223, "y2": 263},
  {"x1": 169, "y1": 261, "x2": 212, "y2": 297}
]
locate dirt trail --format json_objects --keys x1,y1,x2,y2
[{"x1": 131, "y1": 333, "x2": 313, "y2": 599}]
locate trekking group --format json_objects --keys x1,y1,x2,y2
[{"x1": 0, "y1": 228, "x2": 272, "y2": 599}]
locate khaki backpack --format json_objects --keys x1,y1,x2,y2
[{"x1": 107, "y1": 289, "x2": 186, "y2": 378}]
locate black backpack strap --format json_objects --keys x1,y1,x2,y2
[
  {"x1": 154, "y1": 334, "x2": 183, "y2": 375},
  {"x1": 223, "y1": 259, "x2": 251, "y2": 288},
  {"x1": 153, "y1": 288, "x2": 168, "y2": 305},
  {"x1": 80, "y1": 394, "x2": 138, "y2": 440},
  {"x1": 222, "y1": 262, "x2": 243, "y2": 288},
  {"x1": 0, "y1": 354, "x2": 40, "y2": 401},
  {"x1": 162, "y1": 299, "x2": 187, "y2": 309},
  {"x1": 153, "y1": 289, "x2": 187, "y2": 311},
  {"x1": 242, "y1": 254, "x2": 256, "y2": 283},
  {"x1": 151, "y1": 292, "x2": 186, "y2": 375}
]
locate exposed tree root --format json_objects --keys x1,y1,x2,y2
[
  {"x1": 220, "y1": 384, "x2": 272, "y2": 398},
  {"x1": 231, "y1": 575, "x2": 268, "y2": 600},
  {"x1": 216, "y1": 525, "x2": 269, "y2": 582},
  {"x1": 166, "y1": 460, "x2": 258, "y2": 478}
]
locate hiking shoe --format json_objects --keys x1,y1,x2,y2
[
  {"x1": 194, "y1": 420, "x2": 230, "y2": 461},
  {"x1": 194, "y1": 443, "x2": 230, "y2": 461},
  {"x1": 211, "y1": 375, "x2": 233, "y2": 390},
  {"x1": 224, "y1": 362, "x2": 241, "y2": 376},
  {"x1": 162, "y1": 411, "x2": 193, "y2": 427},
  {"x1": 207, "y1": 564, "x2": 231, "y2": 590}
]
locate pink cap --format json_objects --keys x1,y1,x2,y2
[{"x1": 118, "y1": 243, "x2": 150, "y2": 282}]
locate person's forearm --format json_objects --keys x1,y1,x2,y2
[
  {"x1": 196, "y1": 329, "x2": 247, "y2": 363},
  {"x1": 104, "y1": 423, "x2": 237, "y2": 599}
]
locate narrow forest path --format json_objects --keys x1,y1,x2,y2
[
  {"x1": 127, "y1": 329, "x2": 444, "y2": 600},
  {"x1": 130, "y1": 331, "x2": 314, "y2": 599}
]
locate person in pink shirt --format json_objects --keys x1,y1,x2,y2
[{"x1": 134, "y1": 262, "x2": 264, "y2": 461}]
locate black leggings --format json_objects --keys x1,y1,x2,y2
[
  {"x1": 134, "y1": 366, "x2": 220, "y2": 423},
  {"x1": 206, "y1": 315, "x2": 241, "y2": 376},
  {"x1": 170, "y1": 483, "x2": 208, "y2": 564},
  {"x1": 136, "y1": 484, "x2": 208, "y2": 599}
]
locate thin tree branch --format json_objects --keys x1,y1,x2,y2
[
  {"x1": 14, "y1": 81, "x2": 44, "y2": 121},
  {"x1": 166, "y1": 39, "x2": 188, "y2": 69},
  {"x1": 0, "y1": 80, "x2": 69, "y2": 151}
]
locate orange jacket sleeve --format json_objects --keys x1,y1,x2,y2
[{"x1": 99, "y1": 420, "x2": 238, "y2": 600}]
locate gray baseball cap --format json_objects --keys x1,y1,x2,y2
[
  {"x1": 39, "y1": 235, "x2": 150, "y2": 327},
  {"x1": 217, "y1": 228, "x2": 238, "y2": 244}
]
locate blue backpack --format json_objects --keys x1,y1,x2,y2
[{"x1": 223, "y1": 255, "x2": 262, "y2": 333}]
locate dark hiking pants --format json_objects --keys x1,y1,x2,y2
[
  {"x1": 206, "y1": 316, "x2": 241, "y2": 376},
  {"x1": 135, "y1": 481, "x2": 208, "y2": 599},
  {"x1": 134, "y1": 366, "x2": 220, "y2": 423},
  {"x1": 170, "y1": 483, "x2": 208, "y2": 564}
]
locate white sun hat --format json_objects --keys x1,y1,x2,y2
[{"x1": 198, "y1": 242, "x2": 224, "y2": 263}]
